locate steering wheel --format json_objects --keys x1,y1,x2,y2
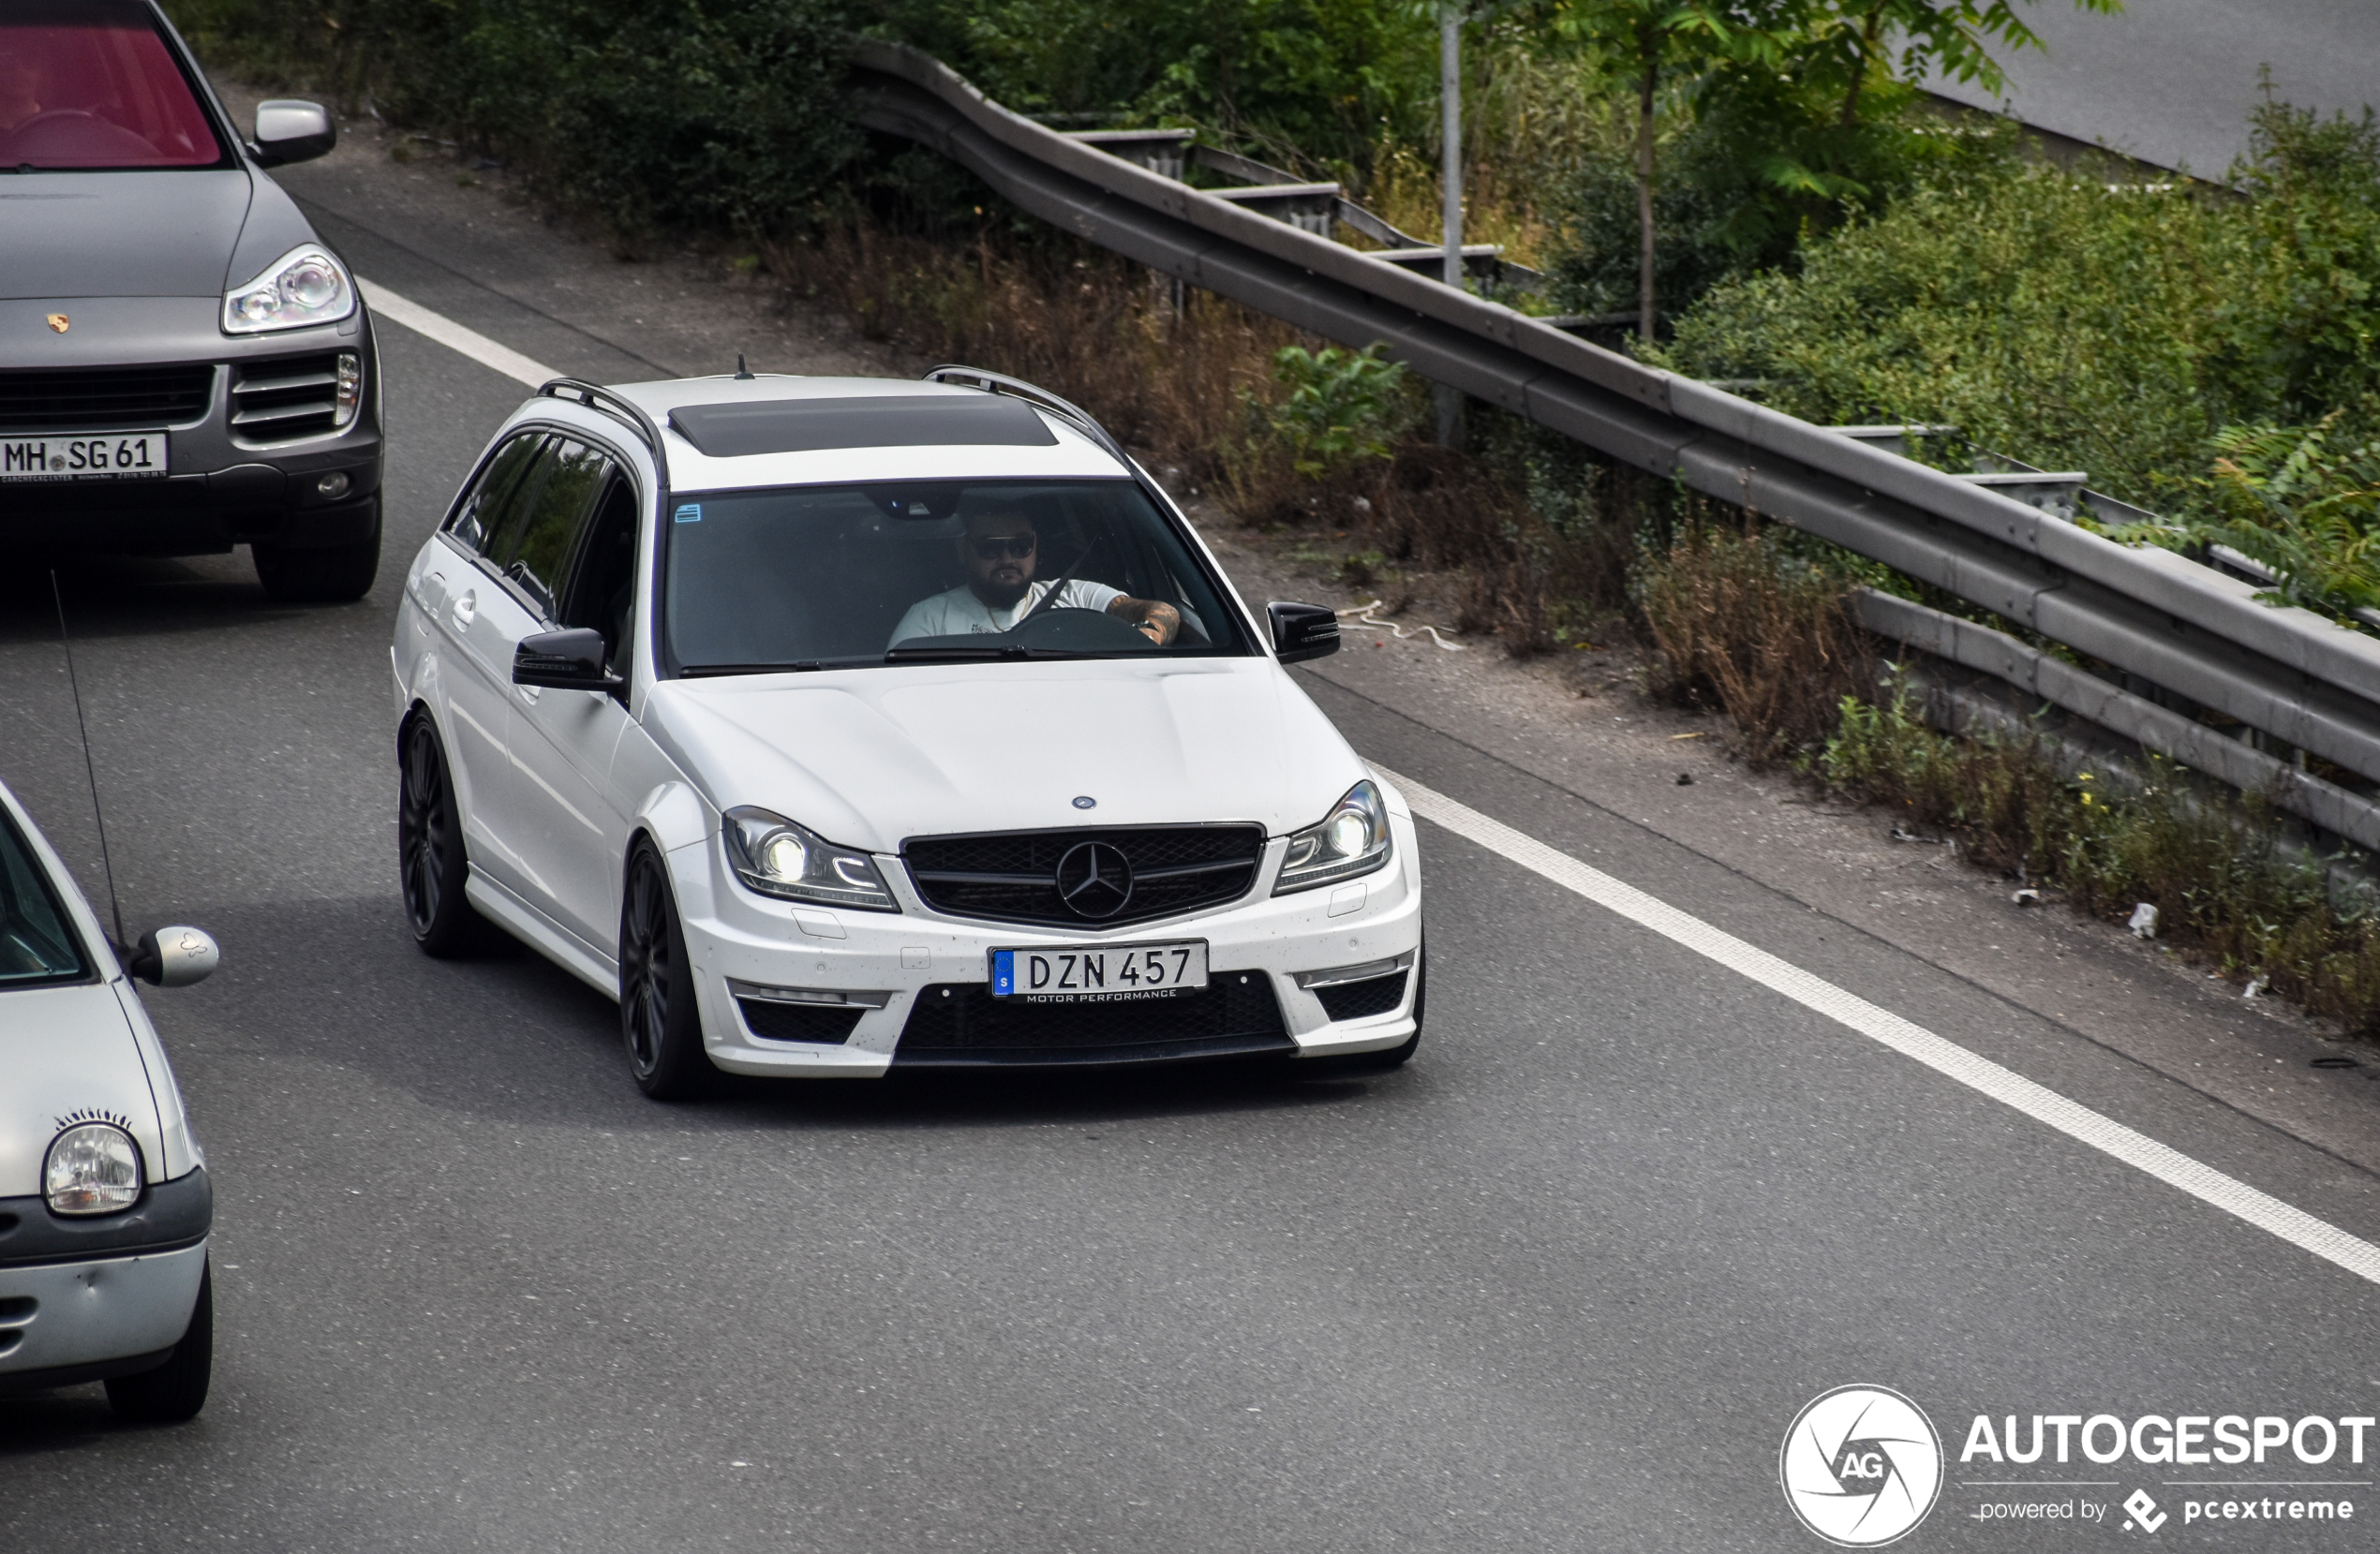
[
  {"x1": 3, "y1": 109, "x2": 161, "y2": 163},
  {"x1": 1008, "y1": 607, "x2": 1164, "y2": 652}
]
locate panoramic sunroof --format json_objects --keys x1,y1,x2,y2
[{"x1": 667, "y1": 394, "x2": 1059, "y2": 457}]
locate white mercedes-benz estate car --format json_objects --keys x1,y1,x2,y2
[
  {"x1": 390, "y1": 368, "x2": 1422, "y2": 1098},
  {"x1": 0, "y1": 778, "x2": 218, "y2": 1420}
]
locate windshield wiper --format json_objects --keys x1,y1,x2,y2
[
  {"x1": 679, "y1": 659, "x2": 873, "y2": 677},
  {"x1": 883, "y1": 643, "x2": 1029, "y2": 663}
]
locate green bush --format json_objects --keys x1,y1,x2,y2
[
  {"x1": 1250, "y1": 343, "x2": 1411, "y2": 479},
  {"x1": 169, "y1": 0, "x2": 859, "y2": 238},
  {"x1": 1658, "y1": 96, "x2": 2380, "y2": 521},
  {"x1": 869, "y1": 0, "x2": 1436, "y2": 184},
  {"x1": 1817, "y1": 672, "x2": 2380, "y2": 1032}
]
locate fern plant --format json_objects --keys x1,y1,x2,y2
[{"x1": 2199, "y1": 411, "x2": 2380, "y2": 621}]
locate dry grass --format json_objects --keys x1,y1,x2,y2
[
  {"x1": 1637, "y1": 520, "x2": 1873, "y2": 763},
  {"x1": 774, "y1": 221, "x2": 1297, "y2": 484}
]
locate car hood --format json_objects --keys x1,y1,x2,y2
[
  {"x1": 0, "y1": 170, "x2": 253, "y2": 299},
  {"x1": 0, "y1": 983, "x2": 163, "y2": 1199},
  {"x1": 641, "y1": 658, "x2": 1367, "y2": 852}
]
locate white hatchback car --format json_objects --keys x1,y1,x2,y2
[
  {"x1": 390, "y1": 369, "x2": 1422, "y2": 1097},
  {"x1": 0, "y1": 779, "x2": 217, "y2": 1420}
]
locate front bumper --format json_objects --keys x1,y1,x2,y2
[
  {"x1": 0, "y1": 296, "x2": 383, "y2": 555},
  {"x1": 670, "y1": 808, "x2": 1424, "y2": 1075},
  {"x1": 0, "y1": 1165, "x2": 212, "y2": 1386},
  {"x1": 0, "y1": 1241, "x2": 208, "y2": 1389}
]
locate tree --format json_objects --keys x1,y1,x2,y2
[
  {"x1": 1535, "y1": 2, "x2": 1796, "y2": 342},
  {"x1": 1792, "y1": 0, "x2": 2120, "y2": 132},
  {"x1": 1536, "y1": 0, "x2": 2120, "y2": 346}
]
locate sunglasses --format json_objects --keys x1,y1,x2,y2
[{"x1": 972, "y1": 534, "x2": 1036, "y2": 559}]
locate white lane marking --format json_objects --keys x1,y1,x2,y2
[
  {"x1": 356, "y1": 276, "x2": 559, "y2": 387},
  {"x1": 1375, "y1": 762, "x2": 2380, "y2": 1288}
]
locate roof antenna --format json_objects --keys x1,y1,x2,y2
[
  {"x1": 734, "y1": 352, "x2": 753, "y2": 380},
  {"x1": 51, "y1": 570, "x2": 128, "y2": 954}
]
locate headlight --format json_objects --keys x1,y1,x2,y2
[
  {"x1": 1274, "y1": 778, "x2": 1392, "y2": 894},
  {"x1": 223, "y1": 243, "x2": 356, "y2": 334},
  {"x1": 722, "y1": 807, "x2": 898, "y2": 911},
  {"x1": 44, "y1": 1122, "x2": 142, "y2": 1216}
]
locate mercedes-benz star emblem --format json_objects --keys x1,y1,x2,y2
[
  {"x1": 1072, "y1": 795, "x2": 1096, "y2": 809},
  {"x1": 1055, "y1": 840, "x2": 1133, "y2": 919}
]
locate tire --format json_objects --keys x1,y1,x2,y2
[
  {"x1": 619, "y1": 842, "x2": 717, "y2": 1100},
  {"x1": 253, "y1": 498, "x2": 382, "y2": 602},
  {"x1": 398, "y1": 712, "x2": 498, "y2": 957},
  {"x1": 104, "y1": 1258, "x2": 212, "y2": 1424}
]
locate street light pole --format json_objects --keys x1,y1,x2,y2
[{"x1": 1436, "y1": 2, "x2": 1464, "y2": 446}]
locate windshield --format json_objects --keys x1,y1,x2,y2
[
  {"x1": 0, "y1": 1, "x2": 226, "y2": 170},
  {"x1": 0, "y1": 807, "x2": 89, "y2": 986},
  {"x1": 662, "y1": 479, "x2": 1252, "y2": 674}
]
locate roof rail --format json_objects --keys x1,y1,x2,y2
[
  {"x1": 922, "y1": 364, "x2": 1134, "y2": 469},
  {"x1": 538, "y1": 377, "x2": 667, "y2": 465}
]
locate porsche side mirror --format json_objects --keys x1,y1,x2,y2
[
  {"x1": 514, "y1": 628, "x2": 624, "y2": 692},
  {"x1": 251, "y1": 100, "x2": 335, "y2": 167},
  {"x1": 127, "y1": 926, "x2": 219, "y2": 988},
  {"x1": 1268, "y1": 601, "x2": 1341, "y2": 664}
]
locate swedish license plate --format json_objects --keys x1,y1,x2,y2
[
  {"x1": 0, "y1": 432, "x2": 169, "y2": 481},
  {"x1": 990, "y1": 940, "x2": 1208, "y2": 1001}
]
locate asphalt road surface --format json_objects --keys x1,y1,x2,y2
[
  {"x1": 1928, "y1": 0, "x2": 2380, "y2": 177},
  {"x1": 6, "y1": 188, "x2": 2380, "y2": 1552}
]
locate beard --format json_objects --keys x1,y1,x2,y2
[{"x1": 972, "y1": 574, "x2": 1032, "y2": 610}]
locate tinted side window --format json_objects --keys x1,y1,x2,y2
[
  {"x1": 446, "y1": 434, "x2": 546, "y2": 555},
  {"x1": 490, "y1": 438, "x2": 609, "y2": 616}
]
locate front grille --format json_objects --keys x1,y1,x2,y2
[
  {"x1": 0, "y1": 364, "x2": 214, "y2": 432},
  {"x1": 231, "y1": 351, "x2": 348, "y2": 443},
  {"x1": 735, "y1": 997, "x2": 865, "y2": 1044},
  {"x1": 895, "y1": 971, "x2": 1290, "y2": 1065},
  {"x1": 903, "y1": 824, "x2": 1264, "y2": 927},
  {"x1": 1314, "y1": 970, "x2": 1408, "y2": 1021}
]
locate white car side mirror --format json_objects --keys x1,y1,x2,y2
[{"x1": 128, "y1": 926, "x2": 220, "y2": 988}]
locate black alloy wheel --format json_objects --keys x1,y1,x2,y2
[
  {"x1": 253, "y1": 496, "x2": 383, "y2": 603},
  {"x1": 104, "y1": 1258, "x2": 212, "y2": 1424},
  {"x1": 398, "y1": 713, "x2": 494, "y2": 957},
  {"x1": 619, "y1": 842, "x2": 716, "y2": 1101}
]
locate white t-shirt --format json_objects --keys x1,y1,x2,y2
[{"x1": 888, "y1": 578, "x2": 1124, "y2": 647}]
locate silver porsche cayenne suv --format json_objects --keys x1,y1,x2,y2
[{"x1": 0, "y1": 0, "x2": 383, "y2": 601}]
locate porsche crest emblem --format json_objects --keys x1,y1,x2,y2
[{"x1": 45, "y1": 313, "x2": 68, "y2": 333}]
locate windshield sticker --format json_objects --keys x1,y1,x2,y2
[{"x1": 674, "y1": 503, "x2": 702, "y2": 524}]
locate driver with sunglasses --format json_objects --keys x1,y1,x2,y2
[{"x1": 889, "y1": 507, "x2": 1182, "y2": 648}]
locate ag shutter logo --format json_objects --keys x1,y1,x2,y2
[
  {"x1": 2123, "y1": 1489, "x2": 2167, "y2": 1532},
  {"x1": 1781, "y1": 1385, "x2": 1945, "y2": 1547}
]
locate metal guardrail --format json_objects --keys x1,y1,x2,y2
[{"x1": 849, "y1": 39, "x2": 2380, "y2": 850}]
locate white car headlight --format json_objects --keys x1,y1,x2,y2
[
  {"x1": 45, "y1": 1122, "x2": 143, "y2": 1216},
  {"x1": 223, "y1": 243, "x2": 356, "y2": 333},
  {"x1": 1274, "y1": 778, "x2": 1392, "y2": 894},
  {"x1": 722, "y1": 807, "x2": 898, "y2": 911}
]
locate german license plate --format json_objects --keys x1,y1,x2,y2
[
  {"x1": 990, "y1": 940, "x2": 1208, "y2": 1001},
  {"x1": 0, "y1": 432, "x2": 168, "y2": 482}
]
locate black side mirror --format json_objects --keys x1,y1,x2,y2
[
  {"x1": 251, "y1": 100, "x2": 335, "y2": 167},
  {"x1": 513, "y1": 628, "x2": 623, "y2": 692},
  {"x1": 1268, "y1": 601, "x2": 1341, "y2": 664}
]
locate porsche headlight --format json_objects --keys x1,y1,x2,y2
[
  {"x1": 1274, "y1": 779, "x2": 1392, "y2": 894},
  {"x1": 723, "y1": 807, "x2": 898, "y2": 911},
  {"x1": 44, "y1": 1122, "x2": 142, "y2": 1216},
  {"x1": 223, "y1": 243, "x2": 356, "y2": 333}
]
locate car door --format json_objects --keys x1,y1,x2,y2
[
  {"x1": 419, "y1": 430, "x2": 548, "y2": 889},
  {"x1": 506, "y1": 455, "x2": 644, "y2": 957}
]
